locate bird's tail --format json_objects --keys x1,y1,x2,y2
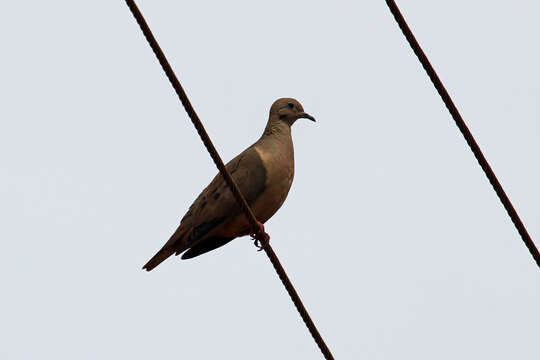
[
  {"x1": 143, "y1": 225, "x2": 193, "y2": 271},
  {"x1": 142, "y1": 245, "x2": 177, "y2": 271},
  {"x1": 143, "y1": 226, "x2": 189, "y2": 271}
]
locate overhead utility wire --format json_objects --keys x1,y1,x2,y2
[
  {"x1": 124, "y1": 1, "x2": 335, "y2": 359},
  {"x1": 384, "y1": 0, "x2": 540, "y2": 268}
]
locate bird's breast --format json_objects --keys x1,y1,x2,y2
[{"x1": 252, "y1": 142, "x2": 295, "y2": 223}]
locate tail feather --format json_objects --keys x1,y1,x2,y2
[
  {"x1": 142, "y1": 246, "x2": 177, "y2": 271},
  {"x1": 143, "y1": 226, "x2": 189, "y2": 271}
]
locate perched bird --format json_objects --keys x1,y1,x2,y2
[{"x1": 143, "y1": 98, "x2": 315, "y2": 271}]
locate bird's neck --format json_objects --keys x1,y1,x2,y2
[
  {"x1": 262, "y1": 117, "x2": 292, "y2": 138},
  {"x1": 258, "y1": 117, "x2": 294, "y2": 159}
]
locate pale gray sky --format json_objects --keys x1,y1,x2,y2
[{"x1": 1, "y1": 1, "x2": 539, "y2": 359}]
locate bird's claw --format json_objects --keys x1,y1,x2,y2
[{"x1": 251, "y1": 221, "x2": 270, "y2": 251}]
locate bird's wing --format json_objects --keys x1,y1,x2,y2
[{"x1": 142, "y1": 144, "x2": 267, "y2": 270}]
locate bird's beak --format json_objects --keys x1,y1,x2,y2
[{"x1": 297, "y1": 112, "x2": 316, "y2": 122}]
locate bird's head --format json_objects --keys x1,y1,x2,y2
[{"x1": 269, "y1": 98, "x2": 315, "y2": 126}]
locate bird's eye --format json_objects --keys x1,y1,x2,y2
[{"x1": 287, "y1": 102, "x2": 295, "y2": 109}]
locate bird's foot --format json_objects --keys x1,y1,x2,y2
[{"x1": 251, "y1": 221, "x2": 270, "y2": 251}]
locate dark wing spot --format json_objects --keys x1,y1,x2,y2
[
  {"x1": 213, "y1": 193, "x2": 220, "y2": 200},
  {"x1": 200, "y1": 201, "x2": 207, "y2": 210}
]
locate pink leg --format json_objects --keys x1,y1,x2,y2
[{"x1": 250, "y1": 221, "x2": 270, "y2": 251}]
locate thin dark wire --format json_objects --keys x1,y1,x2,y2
[
  {"x1": 385, "y1": 0, "x2": 540, "y2": 268},
  {"x1": 124, "y1": 1, "x2": 335, "y2": 358}
]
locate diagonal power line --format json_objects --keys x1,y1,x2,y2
[
  {"x1": 124, "y1": 1, "x2": 335, "y2": 359},
  {"x1": 384, "y1": 0, "x2": 540, "y2": 268}
]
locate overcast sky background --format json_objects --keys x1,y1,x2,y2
[{"x1": 1, "y1": 1, "x2": 539, "y2": 359}]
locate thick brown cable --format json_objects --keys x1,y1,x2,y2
[
  {"x1": 385, "y1": 0, "x2": 540, "y2": 268},
  {"x1": 125, "y1": 1, "x2": 335, "y2": 358}
]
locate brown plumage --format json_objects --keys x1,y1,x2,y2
[{"x1": 143, "y1": 98, "x2": 315, "y2": 271}]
